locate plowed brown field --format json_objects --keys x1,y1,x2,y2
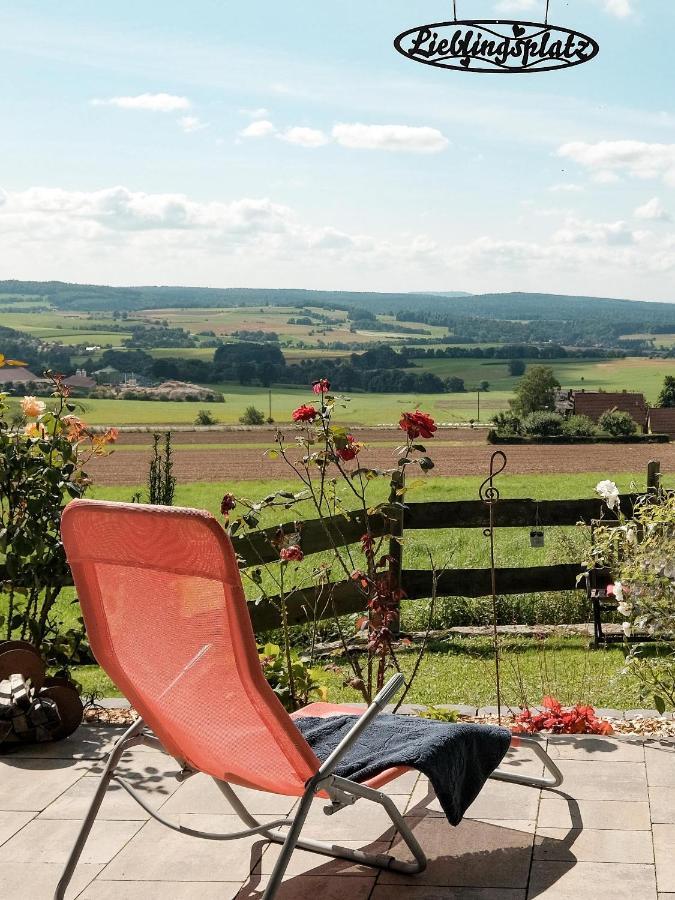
[{"x1": 86, "y1": 428, "x2": 675, "y2": 485}]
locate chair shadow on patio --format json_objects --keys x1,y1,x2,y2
[{"x1": 238, "y1": 786, "x2": 584, "y2": 899}]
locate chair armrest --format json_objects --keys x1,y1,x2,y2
[{"x1": 314, "y1": 673, "x2": 405, "y2": 782}]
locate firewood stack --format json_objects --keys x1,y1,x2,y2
[{"x1": 0, "y1": 641, "x2": 83, "y2": 749}]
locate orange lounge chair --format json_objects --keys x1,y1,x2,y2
[{"x1": 56, "y1": 500, "x2": 562, "y2": 900}]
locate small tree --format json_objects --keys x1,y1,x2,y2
[
  {"x1": 657, "y1": 375, "x2": 675, "y2": 408},
  {"x1": 147, "y1": 432, "x2": 176, "y2": 505},
  {"x1": 508, "y1": 359, "x2": 526, "y2": 377},
  {"x1": 598, "y1": 410, "x2": 637, "y2": 437},
  {"x1": 239, "y1": 406, "x2": 265, "y2": 425},
  {"x1": 195, "y1": 409, "x2": 217, "y2": 426},
  {"x1": 511, "y1": 366, "x2": 560, "y2": 416},
  {"x1": 479, "y1": 380, "x2": 490, "y2": 393}
]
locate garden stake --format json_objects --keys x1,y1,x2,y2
[{"x1": 480, "y1": 451, "x2": 508, "y2": 725}]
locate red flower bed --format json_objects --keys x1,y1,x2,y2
[{"x1": 514, "y1": 696, "x2": 613, "y2": 735}]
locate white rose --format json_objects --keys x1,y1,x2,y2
[
  {"x1": 596, "y1": 479, "x2": 620, "y2": 510},
  {"x1": 622, "y1": 621, "x2": 633, "y2": 638},
  {"x1": 617, "y1": 602, "x2": 633, "y2": 617},
  {"x1": 614, "y1": 581, "x2": 624, "y2": 603}
]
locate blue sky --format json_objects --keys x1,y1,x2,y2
[{"x1": 1, "y1": 0, "x2": 674, "y2": 299}]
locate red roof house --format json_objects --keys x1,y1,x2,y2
[{"x1": 572, "y1": 391, "x2": 648, "y2": 429}]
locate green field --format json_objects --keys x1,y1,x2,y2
[
  {"x1": 413, "y1": 356, "x2": 675, "y2": 400},
  {"x1": 8, "y1": 388, "x2": 510, "y2": 426}
]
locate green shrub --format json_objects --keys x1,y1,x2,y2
[
  {"x1": 492, "y1": 412, "x2": 523, "y2": 435},
  {"x1": 523, "y1": 411, "x2": 564, "y2": 437},
  {"x1": 598, "y1": 410, "x2": 637, "y2": 437},
  {"x1": 195, "y1": 409, "x2": 217, "y2": 426},
  {"x1": 239, "y1": 405, "x2": 266, "y2": 425},
  {"x1": 562, "y1": 415, "x2": 597, "y2": 438}
]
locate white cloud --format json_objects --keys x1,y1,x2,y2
[
  {"x1": 179, "y1": 116, "x2": 208, "y2": 134},
  {"x1": 91, "y1": 93, "x2": 190, "y2": 112},
  {"x1": 239, "y1": 120, "x2": 276, "y2": 139},
  {"x1": 553, "y1": 217, "x2": 638, "y2": 247},
  {"x1": 601, "y1": 0, "x2": 633, "y2": 17},
  {"x1": 279, "y1": 127, "x2": 330, "y2": 148},
  {"x1": 635, "y1": 198, "x2": 671, "y2": 222},
  {"x1": 332, "y1": 123, "x2": 449, "y2": 154},
  {"x1": 558, "y1": 141, "x2": 675, "y2": 186}
]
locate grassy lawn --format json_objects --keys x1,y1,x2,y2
[{"x1": 59, "y1": 469, "x2": 670, "y2": 708}]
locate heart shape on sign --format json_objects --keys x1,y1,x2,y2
[
  {"x1": 460, "y1": 57, "x2": 471, "y2": 68},
  {"x1": 512, "y1": 24, "x2": 527, "y2": 37}
]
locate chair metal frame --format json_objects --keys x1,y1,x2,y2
[{"x1": 55, "y1": 673, "x2": 562, "y2": 900}]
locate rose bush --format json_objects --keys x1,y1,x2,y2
[
  {"x1": 222, "y1": 381, "x2": 439, "y2": 707},
  {"x1": 0, "y1": 371, "x2": 116, "y2": 670},
  {"x1": 588, "y1": 481, "x2": 675, "y2": 712}
]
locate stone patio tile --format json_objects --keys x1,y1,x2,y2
[
  {"x1": 0, "y1": 758, "x2": 91, "y2": 811},
  {"x1": 649, "y1": 785, "x2": 675, "y2": 824},
  {"x1": 527, "y1": 861, "x2": 657, "y2": 899},
  {"x1": 408, "y1": 778, "x2": 540, "y2": 821},
  {"x1": 0, "y1": 817, "x2": 142, "y2": 864},
  {"x1": 549, "y1": 759, "x2": 647, "y2": 801},
  {"x1": 2, "y1": 725, "x2": 118, "y2": 760},
  {"x1": 379, "y1": 817, "x2": 533, "y2": 888},
  {"x1": 81, "y1": 881, "x2": 244, "y2": 899},
  {"x1": 537, "y1": 797, "x2": 651, "y2": 830},
  {"x1": 534, "y1": 828, "x2": 654, "y2": 864},
  {"x1": 653, "y1": 825, "x2": 675, "y2": 893},
  {"x1": 546, "y1": 735, "x2": 645, "y2": 762},
  {"x1": 237, "y1": 874, "x2": 375, "y2": 899},
  {"x1": 371, "y1": 889, "x2": 526, "y2": 899},
  {"x1": 0, "y1": 809, "x2": 34, "y2": 846},
  {"x1": 645, "y1": 744, "x2": 675, "y2": 787},
  {"x1": 292, "y1": 794, "x2": 406, "y2": 841},
  {"x1": 160, "y1": 774, "x2": 297, "y2": 817},
  {"x1": 102, "y1": 815, "x2": 267, "y2": 882},
  {"x1": 257, "y1": 840, "x2": 392, "y2": 878},
  {"x1": 0, "y1": 862, "x2": 103, "y2": 900},
  {"x1": 481, "y1": 819, "x2": 536, "y2": 834},
  {"x1": 39, "y1": 767, "x2": 181, "y2": 820}
]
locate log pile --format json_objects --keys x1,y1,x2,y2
[{"x1": 0, "y1": 641, "x2": 82, "y2": 748}]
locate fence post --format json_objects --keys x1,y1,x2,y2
[
  {"x1": 388, "y1": 471, "x2": 405, "y2": 636},
  {"x1": 647, "y1": 459, "x2": 661, "y2": 495}
]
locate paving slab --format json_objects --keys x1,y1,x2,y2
[
  {"x1": 548, "y1": 759, "x2": 647, "y2": 801},
  {"x1": 528, "y1": 861, "x2": 657, "y2": 899},
  {"x1": 546, "y1": 735, "x2": 645, "y2": 762},
  {"x1": 238, "y1": 873, "x2": 376, "y2": 899},
  {"x1": 537, "y1": 797, "x2": 652, "y2": 830},
  {"x1": 653, "y1": 825, "x2": 675, "y2": 893},
  {"x1": 534, "y1": 828, "x2": 654, "y2": 863},
  {"x1": 0, "y1": 757, "x2": 92, "y2": 811},
  {"x1": 379, "y1": 817, "x2": 534, "y2": 889},
  {"x1": 0, "y1": 862, "x2": 103, "y2": 900},
  {"x1": 0, "y1": 816, "x2": 142, "y2": 865},
  {"x1": 645, "y1": 744, "x2": 675, "y2": 787},
  {"x1": 81, "y1": 881, "x2": 244, "y2": 899},
  {"x1": 0, "y1": 809, "x2": 35, "y2": 846}
]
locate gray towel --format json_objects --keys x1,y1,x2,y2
[{"x1": 295, "y1": 713, "x2": 511, "y2": 826}]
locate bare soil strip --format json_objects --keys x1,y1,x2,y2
[{"x1": 87, "y1": 428, "x2": 675, "y2": 485}]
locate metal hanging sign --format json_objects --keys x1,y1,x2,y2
[{"x1": 394, "y1": 10, "x2": 600, "y2": 74}]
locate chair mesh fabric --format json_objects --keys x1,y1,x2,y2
[{"x1": 61, "y1": 500, "x2": 320, "y2": 795}]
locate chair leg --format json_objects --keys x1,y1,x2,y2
[
  {"x1": 53, "y1": 718, "x2": 146, "y2": 900},
  {"x1": 216, "y1": 776, "x2": 427, "y2": 888},
  {"x1": 260, "y1": 788, "x2": 315, "y2": 900},
  {"x1": 491, "y1": 735, "x2": 563, "y2": 789}
]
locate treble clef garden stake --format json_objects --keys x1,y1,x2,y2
[{"x1": 479, "y1": 451, "x2": 507, "y2": 725}]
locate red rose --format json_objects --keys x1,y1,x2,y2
[
  {"x1": 337, "y1": 434, "x2": 360, "y2": 461},
  {"x1": 280, "y1": 545, "x2": 304, "y2": 562},
  {"x1": 312, "y1": 378, "x2": 331, "y2": 394},
  {"x1": 292, "y1": 404, "x2": 318, "y2": 423},
  {"x1": 399, "y1": 411, "x2": 437, "y2": 440},
  {"x1": 220, "y1": 493, "x2": 237, "y2": 517}
]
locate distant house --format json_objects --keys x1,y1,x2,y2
[
  {"x1": 571, "y1": 391, "x2": 648, "y2": 430},
  {"x1": 647, "y1": 407, "x2": 675, "y2": 437},
  {"x1": 0, "y1": 366, "x2": 48, "y2": 387},
  {"x1": 64, "y1": 368, "x2": 96, "y2": 390}
]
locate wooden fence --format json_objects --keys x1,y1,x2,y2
[{"x1": 236, "y1": 461, "x2": 662, "y2": 632}]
